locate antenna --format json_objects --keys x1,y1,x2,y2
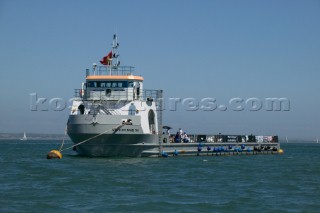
[
  {"x1": 112, "y1": 34, "x2": 120, "y2": 68},
  {"x1": 107, "y1": 34, "x2": 119, "y2": 75}
]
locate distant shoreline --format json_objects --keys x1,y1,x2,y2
[
  {"x1": 0, "y1": 133, "x2": 316, "y2": 143},
  {"x1": 0, "y1": 133, "x2": 70, "y2": 141}
]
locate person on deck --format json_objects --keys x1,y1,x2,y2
[
  {"x1": 179, "y1": 128, "x2": 183, "y2": 142},
  {"x1": 174, "y1": 132, "x2": 180, "y2": 143},
  {"x1": 183, "y1": 132, "x2": 190, "y2": 143},
  {"x1": 166, "y1": 129, "x2": 170, "y2": 135}
]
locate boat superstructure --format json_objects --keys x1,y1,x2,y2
[
  {"x1": 67, "y1": 35, "x2": 163, "y2": 157},
  {"x1": 67, "y1": 35, "x2": 282, "y2": 157}
]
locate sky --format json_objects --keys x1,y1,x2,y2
[{"x1": 0, "y1": 0, "x2": 319, "y2": 140}]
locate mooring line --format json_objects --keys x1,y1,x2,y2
[{"x1": 58, "y1": 126, "x2": 68, "y2": 152}]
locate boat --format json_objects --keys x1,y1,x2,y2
[
  {"x1": 20, "y1": 132, "x2": 27, "y2": 141},
  {"x1": 67, "y1": 35, "x2": 281, "y2": 157}
]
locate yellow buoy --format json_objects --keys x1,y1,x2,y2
[
  {"x1": 278, "y1": 149, "x2": 284, "y2": 154},
  {"x1": 47, "y1": 150, "x2": 62, "y2": 159}
]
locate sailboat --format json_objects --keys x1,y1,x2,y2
[
  {"x1": 317, "y1": 137, "x2": 319, "y2": 144},
  {"x1": 286, "y1": 136, "x2": 288, "y2": 143},
  {"x1": 20, "y1": 132, "x2": 27, "y2": 141}
]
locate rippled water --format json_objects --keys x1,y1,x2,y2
[{"x1": 0, "y1": 141, "x2": 319, "y2": 212}]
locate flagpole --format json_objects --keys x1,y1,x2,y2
[
  {"x1": 109, "y1": 35, "x2": 114, "y2": 76},
  {"x1": 111, "y1": 34, "x2": 116, "y2": 76},
  {"x1": 104, "y1": 34, "x2": 119, "y2": 76}
]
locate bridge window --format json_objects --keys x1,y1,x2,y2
[{"x1": 87, "y1": 81, "x2": 128, "y2": 88}]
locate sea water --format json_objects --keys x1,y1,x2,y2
[{"x1": 0, "y1": 141, "x2": 319, "y2": 212}]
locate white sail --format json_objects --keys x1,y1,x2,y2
[{"x1": 20, "y1": 132, "x2": 27, "y2": 141}]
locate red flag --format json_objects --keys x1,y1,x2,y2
[{"x1": 100, "y1": 51, "x2": 112, "y2": 65}]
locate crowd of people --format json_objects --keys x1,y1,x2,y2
[
  {"x1": 172, "y1": 128, "x2": 190, "y2": 143},
  {"x1": 163, "y1": 127, "x2": 190, "y2": 143}
]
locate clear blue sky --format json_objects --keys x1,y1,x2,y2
[{"x1": 0, "y1": 0, "x2": 319, "y2": 140}]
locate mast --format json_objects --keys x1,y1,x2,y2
[{"x1": 110, "y1": 34, "x2": 120, "y2": 75}]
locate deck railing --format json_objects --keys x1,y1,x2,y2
[
  {"x1": 74, "y1": 89, "x2": 162, "y2": 103},
  {"x1": 86, "y1": 66, "x2": 135, "y2": 76},
  {"x1": 167, "y1": 134, "x2": 279, "y2": 143}
]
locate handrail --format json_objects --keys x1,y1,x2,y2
[
  {"x1": 167, "y1": 134, "x2": 279, "y2": 143},
  {"x1": 86, "y1": 66, "x2": 135, "y2": 77},
  {"x1": 74, "y1": 89, "x2": 162, "y2": 102}
]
